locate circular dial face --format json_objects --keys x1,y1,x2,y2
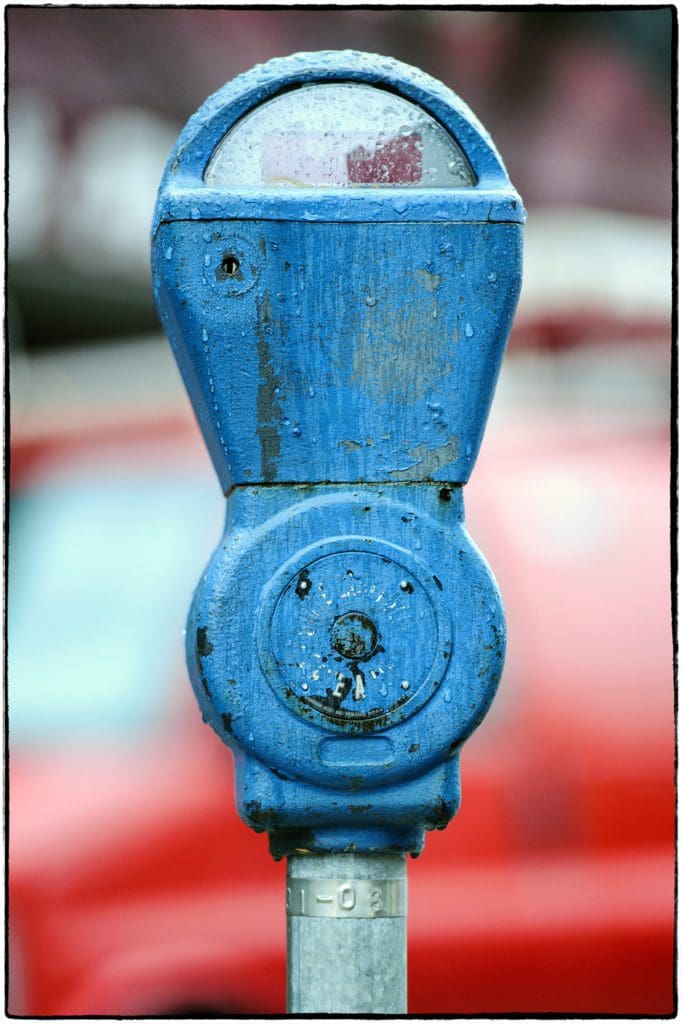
[{"x1": 262, "y1": 545, "x2": 450, "y2": 729}]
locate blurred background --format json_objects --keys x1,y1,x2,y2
[{"x1": 8, "y1": 7, "x2": 674, "y2": 1017}]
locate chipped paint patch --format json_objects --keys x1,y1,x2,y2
[
  {"x1": 350, "y1": 267, "x2": 451, "y2": 403},
  {"x1": 196, "y1": 625, "x2": 213, "y2": 657},
  {"x1": 413, "y1": 268, "x2": 442, "y2": 292},
  {"x1": 255, "y1": 291, "x2": 283, "y2": 482},
  {"x1": 389, "y1": 436, "x2": 460, "y2": 480}
]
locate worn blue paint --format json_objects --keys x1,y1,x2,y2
[
  {"x1": 154, "y1": 219, "x2": 521, "y2": 487},
  {"x1": 151, "y1": 51, "x2": 524, "y2": 858}
]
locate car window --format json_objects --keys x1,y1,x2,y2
[{"x1": 9, "y1": 469, "x2": 221, "y2": 747}]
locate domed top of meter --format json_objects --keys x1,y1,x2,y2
[{"x1": 153, "y1": 50, "x2": 525, "y2": 228}]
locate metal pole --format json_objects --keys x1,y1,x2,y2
[{"x1": 286, "y1": 852, "x2": 407, "y2": 1014}]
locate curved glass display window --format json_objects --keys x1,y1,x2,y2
[{"x1": 205, "y1": 82, "x2": 475, "y2": 188}]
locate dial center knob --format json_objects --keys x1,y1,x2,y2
[{"x1": 331, "y1": 612, "x2": 379, "y2": 661}]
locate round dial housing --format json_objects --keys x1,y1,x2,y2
[{"x1": 259, "y1": 538, "x2": 451, "y2": 732}]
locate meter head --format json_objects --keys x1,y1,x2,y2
[
  {"x1": 152, "y1": 51, "x2": 524, "y2": 492},
  {"x1": 152, "y1": 51, "x2": 524, "y2": 859}
]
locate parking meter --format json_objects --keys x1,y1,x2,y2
[{"x1": 152, "y1": 50, "x2": 523, "y2": 1012}]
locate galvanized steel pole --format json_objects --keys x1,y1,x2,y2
[{"x1": 286, "y1": 852, "x2": 407, "y2": 1014}]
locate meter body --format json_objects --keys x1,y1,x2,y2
[{"x1": 152, "y1": 51, "x2": 524, "y2": 858}]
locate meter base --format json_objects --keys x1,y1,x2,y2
[
  {"x1": 237, "y1": 752, "x2": 461, "y2": 859},
  {"x1": 272, "y1": 825, "x2": 423, "y2": 861}
]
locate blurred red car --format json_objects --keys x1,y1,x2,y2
[{"x1": 8, "y1": 306, "x2": 674, "y2": 1015}]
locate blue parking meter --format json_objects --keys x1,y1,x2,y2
[{"x1": 152, "y1": 51, "x2": 524, "y2": 862}]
